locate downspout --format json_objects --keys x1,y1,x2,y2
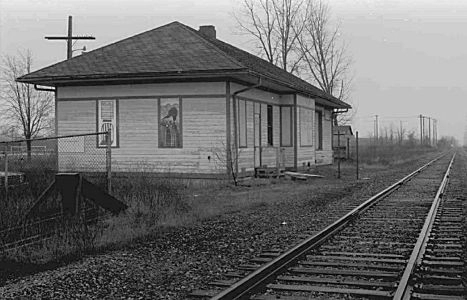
[
  {"x1": 332, "y1": 108, "x2": 349, "y2": 124},
  {"x1": 232, "y1": 77, "x2": 262, "y2": 177}
]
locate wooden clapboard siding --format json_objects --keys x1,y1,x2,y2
[
  {"x1": 183, "y1": 98, "x2": 226, "y2": 147},
  {"x1": 112, "y1": 97, "x2": 227, "y2": 173},
  {"x1": 56, "y1": 92, "x2": 228, "y2": 173},
  {"x1": 57, "y1": 101, "x2": 106, "y2": 172},
  {"x1": 315, "y1": 108, "x2": 333, "y2": 165},
  {"x1": 57, "y1": 82, "x2": 226, "y2": 99},
  {"x1": 57, "y1": 101, "x2": 95, "y2": 134},
  {"x1": 282, "y1": 147, "x2": 295, "y2": 168},
  {"x1": 297, "y1": 147, "x2": 315, "y2": 167},
  {"x1": 323, "y1": 109, "x2": 332, "y2": 150},
  {"x1": 55, "y1": 81, "x2": 337, "y2": 174},
  {"x1": 237, "y1": 100, "x2": 255, "y2": 172},
  {"x1": 280, "y1": 94, "x2": 294, "y2": 105},
  {"x1": 231, "y1": 83, "x2": 280, "y2": 104},
  {"x1": 261, "y1": 147, "x2": 278, "y2": 167},
  {"x1": 117, "y1": 99, "x2": 157, "y2": 154},
  {"x1": 297, "y1": 94, "x2": 314, "y2": 109},
  {"x1": 296, "y1": 95, "x2": 316, "y2": 167},
  {"x1": 238, "y1": 149, "x2": 254, "y2": 172}
]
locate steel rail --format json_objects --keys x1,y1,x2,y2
[
  {"x1": 393, "y1": 152, "x2": 456, "y2": 300},
  {"x1": 211, "y1": 152, "x2": 450, "y2": 300}
]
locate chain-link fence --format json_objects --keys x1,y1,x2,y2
[{"x1": 0, "y1": 132, "x2": 110, "y2": 230}]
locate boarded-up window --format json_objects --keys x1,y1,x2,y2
[
  {"x1": 159, "y1": 98, "x2": 182, "y2": 148},
  {"x1": 300, "y1": 108, "x2": 313, "y2": 146},
  {"x1": 97, "y1": 99, "x2": 118, "y2": 147},
  {"x1": 238, "y1": 99, "x2": 247, "y2": 147},
  {"x1": 315, "y1": 110, "x2": 323, "y2": 150},
  {"x1": 267, "y1": 105, "x2": 273, "y2": 146},
  {"x1": 280, "y1": 106, "x2": 292, "y2": 146}
]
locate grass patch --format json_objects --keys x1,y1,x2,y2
[{"x1": 0, "y1": 147, "x2": 443, "y2": 278}]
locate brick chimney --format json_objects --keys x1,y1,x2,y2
[{"x1": 198, "y1": 25, "x2": 216, "y2": 39}]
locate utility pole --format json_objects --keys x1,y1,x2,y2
[
  {"x1": 419, "y1": 114, "x2": 423, "y2": 145},
  {"x1": 45, "y1": 16, "x2": 95, "y2": 60},
  {"x1": 428, "y1": 117, "x2": 431, "y2": 146},
  {"x1": 374, "y1": 115, "x2": 379, "y2": 143}
]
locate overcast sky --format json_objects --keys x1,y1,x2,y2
[{"x1": 1, "y1": 0, "x2": 466, "y2": 142}]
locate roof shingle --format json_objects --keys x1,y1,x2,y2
[{"x1": 18, "y1": 21, "x2": 350, "y2": 108}]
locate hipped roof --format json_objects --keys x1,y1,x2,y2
[{"x1": 18, "y1": 21, "x2": 350, "y2": 109}]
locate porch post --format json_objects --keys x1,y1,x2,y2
[
  {"x1": 293, "y1": 94, "x2": 298, "y2": 170},
  {"x1": 225, "y1": 81, "x2": 232, "y2": 176}
]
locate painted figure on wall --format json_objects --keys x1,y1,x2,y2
[{"x1": 159, "y1": 99, "x2": 181, "y2": 148}]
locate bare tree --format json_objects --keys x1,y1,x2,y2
[
  {"x1": 295, "y1": 0, "x2": 353, "y2": 124},
  {"x1": 396, "y1": 121, "x2": 406, "y2": 145},
  {"x1": 236, "y1": 0, "x2": 353, "y2": 124},
  {"x1": 1, "y1": 51, "x2": 54, "y2": 157},
  {"x1": 235, "y1": 0, "x2": 306, "y2": 73}
]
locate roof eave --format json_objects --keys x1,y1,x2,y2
[
  {"x1": 246, "y1": 71, "x2": 350, "y2": 109},
  {"x1": 16, "y1": 69, "x2": 250, "y2": 87}
]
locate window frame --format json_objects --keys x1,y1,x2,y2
[
  {"x1": 158, "y1": 97, "x2": 183, "y2": 149},
  {"x1": 267, "y1": 104, "x2": 273, "y2": 146},
  {"x1": 315, "y1": 110, "x2": 323, "y2": 150},
  {"x1": 96, "y1": 99, "x2": 120, "y2": 148}
]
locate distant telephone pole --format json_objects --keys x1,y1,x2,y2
[
  {"x1": 374, "y1": 115, "x2": 379, "y2": 142},
  {"x1": 428, "y1": 117, "x2": 432, "y2": 146},
  {"x1": 45, "y1": 16, "x2": 95, "y2": 59},
  {"x1": 419, "y1": 114, "x2": 423, "y2": 145}
]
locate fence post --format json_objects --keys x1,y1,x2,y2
[
  {"x1": 356, "y1": 131, "x2": 359, "y2": 180},
  {"x1": 346, "y1": 137, "x2": 350, "y2": 159},
  {"x1": 106, "y1": 130, "x2": 112, "y2": 194},
  {"x1": 4, "y1": 142, "x2": 8, "y2": 200}
]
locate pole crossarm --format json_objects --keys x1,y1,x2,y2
[
  {"x1": 45, "y1": 36, "x2": 95, "y2": 40},
  {"x1": 44, "y1": 16, "x2": 95, "y2": 59}
]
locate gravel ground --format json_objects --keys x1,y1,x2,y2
[{"x1": 0, "y1": 153, "x2": 451, "y2": 299}]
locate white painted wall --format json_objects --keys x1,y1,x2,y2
[{"x1": 57, "y1": 82, "x2": 227, "y2": 175}]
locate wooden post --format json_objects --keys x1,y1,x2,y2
[
  {"x1": 356, "y1": 131, "x2": 359, "y2": 180},
  {"x1": 337, "y1": 131, "x2": 341, "y2": 179},
  {"x1": 106, "y1": 130, "x2": 112, "y2": 194},
  {"x1": 346, "y1": 137, "x2": 350, "y2": 159},
  {"x1": 56, "y1": 173, "x2": 81, "y2": 216},
  {"x1": 4, "y1": 143, "x2": 8, "y2": 200}
]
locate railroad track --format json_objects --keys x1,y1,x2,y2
[{"x1": 190, "y1": 152, "x2": 466, "y2": 299}]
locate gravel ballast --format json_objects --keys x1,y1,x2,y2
[{"x1": 0, "y1": 153, "x2": 458, "y2": 299}]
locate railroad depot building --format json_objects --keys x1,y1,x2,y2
[{"x1": 17, "y1": 21, "x2": 350, "y2": 178}]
